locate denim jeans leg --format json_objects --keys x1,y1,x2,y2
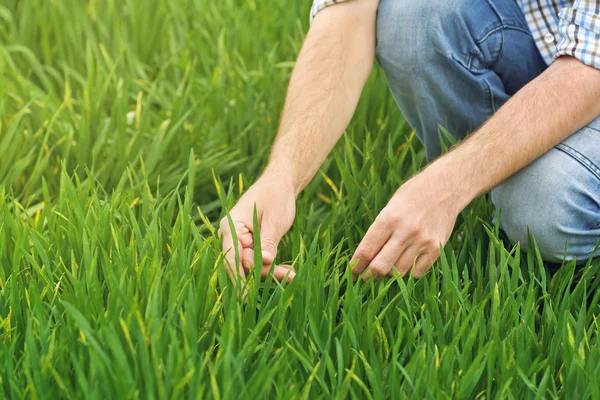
[
  {"x1": 492, "y1": 117, "x2": 600, "y2": 262},
  {"x1": 375, "y1": 0, "x2": 600, "y2": 262},
  {"x1": 375, "y1": 0, "x2": 547, "y2": 161}
]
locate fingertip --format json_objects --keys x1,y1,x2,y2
[
  {"x1": 238, "y1": 289, "x2": 249, "y2": 303},
  {"x1": 362, "y1": 271, "x2": 372, "y2": 283},
  {"x1": 271, "y1": 264, "x2": 296, "y2": 283},
  {"x1": 241, "y1": 248, "x2": 254, "y2": 270},
  {"x1": 218, "y1": 222, "x2": 230, "y2": 238},
  {"x1": 349, "y1": 255, "x2": 361, "y2": 268},
  {"x1": 239, "y1": 231, "x2": 254, "y2": 247},
  {"x1": 350, "y1": 264, "x2": 362, "y2": 281},
  {"x1": 261, "y1": 250, "x2": 275, "y2": 265},
  {"x1": 350, "y1": 254, "x2": 369, "y2": 277},
  {"x1": 223, "y1": 258, "x2": 246, "y2": 291},
  {"x1": 285, "y1": 270, "x2": 296, "y2": 283},
  {"x1": 350, "y1": 263, "x2": 364, "y2": 277},
  {"x1": 222, "y1": 253, "x2": 234, "y2": 275}
]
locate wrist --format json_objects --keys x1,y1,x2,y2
[
  {"x1": 418, "y1": 159, "x2": 478, "y2": 215},
  {"x1": 261, "y1": 162, "x2": 303, "y2": 198}
]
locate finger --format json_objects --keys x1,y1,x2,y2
[
  {"x1": 411, "y1": 252, "x2": 439, "y2": 278},
  {"x1": 221, "y1": 227, "x2": 247, "y2": 286},
  {"x1": 391, "y1": 246, "x2": 421, "y2": 277},
  {"x1": 263, "y1": 264, "x2": 296, "y2": 283},
  {"x1": 259, "y1": 215, "x2": 287, "y2": 266},
  {"x1": 238, "y1": 230, "x2": 253, "y2": 248},
  {"x1": 241, "y1": 247, "x2": 254, "y2": 272},
  {"x1": 351, "y1": 219, "x2": 394, "y2": 279},
  {"x1": 243, "y1": 248, "x2": 296, "y2": 283},
  {"x1": 224, "y1": 221, "x2": 252, "y2": 241},
  {"x1": 363, "y1": 237, "x2": 405, "y2": 282},
  {"x1": 361, "y1": 239, "x2": 406, "y2": 282}
]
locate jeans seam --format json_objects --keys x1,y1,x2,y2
[
  {"x1": 485, "y1": 0, "x2": 533, "y2": 36},
  {"x1": 587, "y1": 126, "x2": 600, "y2": 134},
  {"x1": 456, "y1": 0, "x2": 536, "y2": 74},
  {"x1": 555, "y1": 143, "x2": 600, "y2": 182},
  {"x1": 479, "y1": 0, "x2": 533, "y2": 70},
  {"x1": 467, "y1": 25, "x2": 535, "y2": 74},
  {"x1": 447, "y1": 56, "x2": 496, "y2": 115},
  {"x1": 475, "y1": 26, "x2": 504, "y2": 44},
  {"x1": 482, "y1": 78, "x2": 496, "y2": 113}
]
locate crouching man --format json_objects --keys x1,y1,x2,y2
[{"x1": 220, "y1": 0, "x2": 600, "y2": 286}]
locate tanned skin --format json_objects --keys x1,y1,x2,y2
[{"x1": 218, "y1": 0, "x2": 600, "y2": 296}]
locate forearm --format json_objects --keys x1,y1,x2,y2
[
  {"x1": 425, "y1": 56, "x2": 600, "y2": 211},
  {"x1": 264, "y1": 0, "x2": 378, "y2": 196}
]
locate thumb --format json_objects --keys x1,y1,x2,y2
[{"x1": 259, "y1": 218, "x2": 287, "y2": 266}]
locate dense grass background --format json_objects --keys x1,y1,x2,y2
[{"x1": 0, "y1": 0, "x2": 599, "y2": 398}]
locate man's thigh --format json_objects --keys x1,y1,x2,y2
[
  {"x1": 375, "y1": 0, "x2": 548, "y2": 160},
  {"x1": 491, "y1": 116, "x2": 600, "y2": 262}
]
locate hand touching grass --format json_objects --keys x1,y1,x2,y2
[
  {"x1": 351, "y1": 171, "x2": 461, "y2": 281},
  {"x1": 219, "y1": 172, "x2": 297, "y2": 292}
]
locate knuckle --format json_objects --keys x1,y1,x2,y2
[
  {"x1": 423, "y1": 237, "x2": 439, "y2": 250},
  {"x1": 356, "y1": 247, "x2": 376, "y2": 261},
  {"x1": 389, "y1": 266, "x2": 404, "y2": 277},
  {"x1": 397, "y1": 260, "x2": 413, "y2": 274},
  {"x1": 404, "y1": 223, "x2": 419, "y2": 236},
  {"x1": 414, "y1": 263, "x2": 429, "y2": 278},
  {"x1": 369, "y1": 265, "x2": 387, "y2": 276},
  {"x1": 219, "y1": 218, "x2": 230, "y2": 230},
  {"x1": 414, "y1": 256, "x2": 436, "y2": 278},
  {"x1": 378, "y1": 212, "x2": 399, "y2": 229},
  {"x1": 389, "y1": 236, "x2": 408, "y2": 250}
]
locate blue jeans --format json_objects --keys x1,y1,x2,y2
[{"x1": 375, "y1": 0, "x2": 600, "y2": 262}]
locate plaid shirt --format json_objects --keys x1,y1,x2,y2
[{"x1": 310, "y1": 0, "x2": 600, "y2": 69}]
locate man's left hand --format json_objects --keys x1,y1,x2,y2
[{"x1": 350, "y1": 171, "x2": 461, "y2": 281}]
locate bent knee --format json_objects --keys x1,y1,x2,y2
[
  {"x1": 492, "y1": 148, "x2": 600, "y2": 263},
  {"x1": 376, "y1": 0, "x2": 504, "y2": 76},
  {"x1": 376, "y1": 0, "x2": 449, "y2": 65},
  {"x1": 376, "y1": 0, "x2": 473, "y2": 63}
]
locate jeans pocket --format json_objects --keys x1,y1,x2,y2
[{"x1": 467, "y1": 27, "x2": 504, "y2": 73}]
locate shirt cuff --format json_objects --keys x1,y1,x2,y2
[
  {"x1": 310, "y1": 0, "x2": 346, "y2": 25},
  {"x1": 554, "y1": 6, "x2": 600, "y2": 69}
]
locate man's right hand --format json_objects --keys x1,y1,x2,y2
[
  {"x1": 218, "y1": 171, "x2": 297, "y2": 292},
  {"x1": 218, "y1": 0, "x2": 378, "y2": 295}
]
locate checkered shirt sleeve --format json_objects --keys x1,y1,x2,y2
[
  {"x1": 310, "y1": 0, "x2": 350, "y2": 23},
  {"x1": 555, "y1": 0, "x2": 600, "y2": 69},
  {"x1": 310, "y1": 0, "x2": 600, "y2": 70}
]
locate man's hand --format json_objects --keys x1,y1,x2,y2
[
  {"x1": 351, "y1": 57, "x2": 600, "y2": 282},
  {"x1": 351, "y1": 171, "x2": 461, "y2": 281},
  {"x1": 218, "y1": 0, "x2": 378, "y2": 291},
  {"x1": 219, "y1": 172, "x2": 297, "y2": 291}
]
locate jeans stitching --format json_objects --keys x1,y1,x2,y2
[
  {"x1": 587, "y1": 125, "x2": 600, "y2": 133},
  {"x1": 455, "y1": 1, "x2": 535, "y2": 73},
  {"x1": 470, "y1": 25, "x2": 534, "y2": 73},
  {"x1": 485, "y1": 0, "x2": 505, "y2": 25},
  {"x1": 448, "y1": 56, "x2": 496, "y2": 115},
  {"x1": 555, "y1": 143, "x2": 600, "y2": 182},
  {"x1": 485, "y1": 0, "x2": 533, "y2": 35},
  {"x1": 483, "y1": 78, "x2": 496, "y2": 113},
  {"x1": 479, "y1": 0, "x2": 534, "y2": 71}
]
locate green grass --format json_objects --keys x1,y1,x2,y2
[{"x1": 1, "y1": 0, "x2": 599, "y2": 398}]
